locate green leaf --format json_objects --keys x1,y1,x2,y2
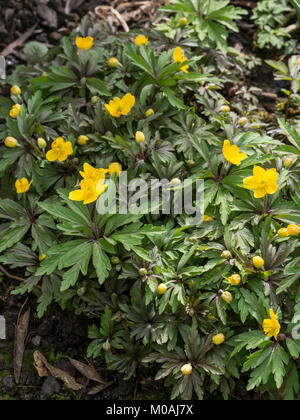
[{"x1": 92, "y1": 242, "x2": 111, "y2": 284}]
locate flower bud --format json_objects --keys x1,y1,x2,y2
[
  {"x1": 212, "y1": 333, "x2": 225, "y2": 345},
  {"x1": 221, "y1": 291, "x2": 232, "y2": 304},
  {"x1": 287, "y1": 224, "x2": 300, "y2": 236},
  {"x1": 103, "y1": 340, "x2": 111, "y2": 352},
  {"x1": 220, "y1": 105, "x2": 230, "y2": 113},
  {"x1": 221, "y1": 250, "x2": 232, "y2": 259},
  {"x1": 108, "y1": 57, "x2": 119, "y2": 67},
  {"x1": 157, "y1": 283, "x2": 167, "y2": 295},
  {"x1": 37, "y1": 137, "x2": 47, "y2": 148},
  {"x1": 187, "y1": 159, "x2": 195, "y2": 166},
  {"x1": 111, "y1": 256, "x2": 120, "y2": 265},
  {"x1": 284, "y1": 157, "x2": 293, "y2": 168},
  {"x1": 181, "y1": 363, "x2": 192, "y2": 375},
  {"x1": 9, "y1": 104, "x2": 21, "y2": 118},
  {"x1": 179, "y1": 17, "x2": 188, "y2": 26},
  {"x1": 78, "y1": 135, "x2": 89, "y2": 146},
  {"x1": 135, "y1": 131, "x2": 145, "y2": 143},
  {"x1": 278, "y1": 228, "x2": 289, "y2": 238},
  {"x1": 202, "y1": 214, "x2": 214, "y2": 222},
  {"x1": 145, "y1": 108, "x2": 154, "y2": 117},
  {"x1": 139, "y1": 268, "x2": 148, "y2": 276},
  {"x1": 77, "y1": 287, "x2": 86, "y2": 296},
  {"x1": 91, "y1": 96, "x2": 99, "y2": 103},
  {"x1": 207, "y1": 83, "x2": 218, "y2": 90},
  {"x1": 170, "y1": 178, "x2": 181, "y2": 186},
  {"x1": 238, "y1": 117, "x2": 248, "y2": 126},
  {"x1": 253, "y1": 256, "x2": 264, "y2": 269},
  {"x1": 4, "y1": 136, "x2": 18, "y2": 148},
  {"x1": 228, "y1": 274, "x2": 241, "y2": 286},
  {"x1": 11, "y1": 85, "x2": 21, "y2": 96}
]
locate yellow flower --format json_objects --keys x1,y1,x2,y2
[
  {"x1": 212, "y1": 333, "x2": 225, "y2": 345},
  {"x1": 253, "y1": 256, "x2": 264, "y2": 269},
  {"x1": 278, "y1": 228, "x2": 289, "y2": 238},
  {"x1": 228, "y1": 274, "x2": 241, "y2": 286},
  {"x1": 173, "y1": 47, "x2": 189, "y2": 73},
  {"x1": 39, "y1": 254, "x2": 46, "y2": 261},
  {"x1": 46, "y1": 137, "x2": 73, "y2": 162},
  {"x1": 77, "y1": 135, "x2": 89, "y2": 146},
  {"x1": 181, "y1": 363, "x2": 192, "y2": 375},
  {"x1": 79, "y1": 163, "x2": 108, "y2": 183},
  {"x1": 75, "y1": 36, "x2": 94, "y2": 50},
  {"x1": 243, "y1": 166, "x2": 278, "y2": 198},
  {"x1": 11, "y1": 85, "x2": 21, "y2": 96},
  {"x1": 222, "y1": 140, "x2": 247, "y2": 165},
  {"x1": 135, "y1": 35, "x2": 148, "y2": 46},
  {"x1": 9, "y1": 104, "x2": 21, "y2": 118},
  {"x1": 69, "y1": 178, "x2": 107, "y2": 205},
  {"x1": 4, "y1": 137, "x2": 18, "y2": 148},
  {"x1": 108, "y1": 57, "x2": 119, "y2": 67},
  {"x1": 105, "y1": 93, "x2": 135, "y2": 118},
  {"x1": 287, "y1": 224, "x2": 300, "y2": 236},
  {"x1": 263, "y1": 309, "x2": 280, "y2": 340},
  {"x1": 145, "y1": 108, "x2": 154, "y2": 117},
  {"x1": 15, "y1": 178, "x2": 32, "y2": 194},
  {"x1": 108, "y1": 162, "x2": 122, "y2": 177}
]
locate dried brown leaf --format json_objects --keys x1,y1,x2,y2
[
  {"x1": 33, "y1": 351, "x2": 84, "y2": 391},
  {"x1": 87, "y1": 381, "x2": 114, "y2": 396},
  {"x1": 67, "y1": 357, "x2": 105, "y2": 384},
  {"x1": 14, "y1": 307, "x2": 30, "y2": 384}
]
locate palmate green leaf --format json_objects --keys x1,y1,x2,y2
[
  {"x1": 37, "y1": 274, "x2": 61, "y2": 318},
  {"x1": 0, "y1": 243, "x2": 37, "y2": 267},
  {"x1": 124, "y1": 47, "x2": 153, "y2": 76},
  {"x1": 61, "y1": 263, "x2": 81, "y2": 292},
  {"x1": 93, "y1": 241, "x2": 111, "y2": 284},
  {"x1": 11, "y1": 275, "x2": 41, "y2": 296},
  {"x1": 229, "y1": 331, "x2": 268, "y2": 359},
  {"x1": 39, "y1": 199, "x2": 92, "y2": 230},
  {"x1": 0, "y1": 222, "x2": 30, "y2": 253},
  {"x1": 164, "y1": 88, "x2": 186, "y2": 110},
  {"x1": 283, "y1": 362, "x2": 300, "y2": 400},
  {"x1": 86, "y1": 78, "x2": 111, "y2": 96},
  {"x1": 0, "y1": 148, "x2": 23, "y2": 173}
]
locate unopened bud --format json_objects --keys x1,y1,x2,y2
[
  {"x1": 135, "y1": 131, "x2": 145, "y2": 143},
  {"x1": 37, "y1": 137, "x2": 47, "y2": 148},
  {"x1": 139, "y1": 268, "x2": 148, "y2": 276},
  {"x1": 4, "y1": 136, "x2": 18, "y2": 148}
]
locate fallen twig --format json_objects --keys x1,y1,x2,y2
[
  {"x1": 0, "y1": 264, "x2": 25, "y2": 282},
  {"x1": 0, "y1": 25, "x2": 37, "y2": 57}
]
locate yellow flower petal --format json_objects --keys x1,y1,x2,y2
[
  {"x1": 46, "y1": 149, "x2": 58, "y2": 162},
  {"x1": 69, "y1": 190, "x2": 85, "y2": 201},
  {"x1": 254, "y1": 187, "x2": 267, "y2": 198}
]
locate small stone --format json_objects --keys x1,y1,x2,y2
[{"x1": 40, "y1": 377, "x2": 61, "y2": 399}]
